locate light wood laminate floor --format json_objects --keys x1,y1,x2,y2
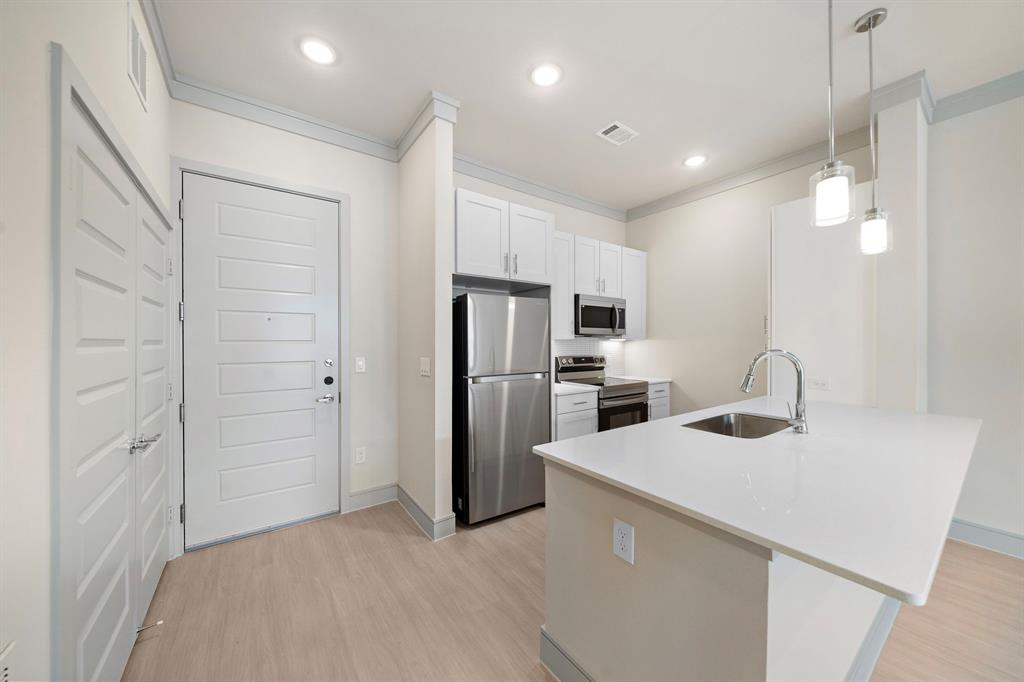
[{"x1": 124, "y1": 502, "x2": 1022, "y2": 681}]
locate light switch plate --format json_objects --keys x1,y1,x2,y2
[
  {"x1": 809, "y1": 377, "x2": 831, "y2": 391},
  {"x1": 355, "y1": 356, "x2": 366, "y2": 373},
  {"x1": 419, "y1": 357, "x2": 431, "y2": 377},
  {"x1": 354, "y1": 446, "x2": 366, "y2": 464},
  {"x1": 613, "y1": 518, "x2": 635, "y2": 564}
]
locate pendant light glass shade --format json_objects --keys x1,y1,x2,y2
[
  {"x1": 860, "y1": 208, "x2": 892, "y2": 254},
  {"x1": 810, "y1": 161, "x2": 856, "y2": 226}
]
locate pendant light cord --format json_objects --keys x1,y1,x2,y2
[
  {"x1": 868, "y1": 24, "x2": 880, "y2": 208},
  {"x1": 827, "y1": 0, "x2": 835, "y2": 163}
]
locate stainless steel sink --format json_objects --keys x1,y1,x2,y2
[{"x1": 682, "y1": 412, "x2": 792, "y2": 439}]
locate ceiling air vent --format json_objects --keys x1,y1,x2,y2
[
  {"x1": 128, "y1": 12, "x2": 148, "y2": 108},
  {"x1": 596, "y1": 121, "x2": 638, "y2": 146}
]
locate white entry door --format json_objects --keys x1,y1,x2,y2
[{"x1": 182, "y1": 172, "x2": 340, "y2": 549}]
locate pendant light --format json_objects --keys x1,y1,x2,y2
[
  {"x1": 810, "y1": 0, "x2": 856, "y2": 227},
  {"x1": 856, "y1": 7, "x2": 892, "y2": 254}
]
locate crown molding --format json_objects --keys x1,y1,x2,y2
[
  {"x1": 872, "y1": 70, "x2": 935, "y2": 123},
  {"x1": 933, "y1": 70, "x2": 1024, "y2": 123},
  {"x1": 397, "y1": 91, "x2": 461, "y2": 161},
  {"x1": 626, "y1": 126, "x2": 870, "y2": 222},
  {"x1": 454, "y1": 155, "x2": 627, "y2": 222}
]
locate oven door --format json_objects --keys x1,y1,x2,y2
[
  {"x1": 598, "y1": 394, "x2": 649, "y2": 431},
  {"x1": 575, "y1": 295, "x2": 626, "y2": 337}
]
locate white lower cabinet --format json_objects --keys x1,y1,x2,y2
[
  {"x1": 556, "y1": 409, "x2": 599, "y2": 440},
  {"x1": 648, "y1": 397, "x2": 670, "y2": 420}
]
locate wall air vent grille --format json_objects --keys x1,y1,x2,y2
[
  {"x1": 128, "y1": 12, "x2": 148, "y2": 107},
  {"x1": 596, "y1": 121, "x2": 638, "y2": 146}
]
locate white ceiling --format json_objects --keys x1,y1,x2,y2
[{"x1": 155, "y1": 0, "x2": 1024, "y2": 211}]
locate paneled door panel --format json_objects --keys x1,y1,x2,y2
[
  {"x1": 59, "y1": 101, "x2": 137, "y2": 682},
  {"x1": 574, "y1": 235, "x2": 600, "y2": 295},
  {"x1": 455, "y1": 188, "x2": 509, "y2": 279},
  {"x1": 183, "y1": 173, "x2": 340, "y2": 549},
  {"x1": 134, "y1": 197, "x2": 171, "y2": 622},
  {"x1": 508, "y1": 203, "x2": 554, "y2": 284}
]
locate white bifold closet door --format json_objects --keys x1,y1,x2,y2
[
  {"x1": 182, "y1": 173, "x2": 339, "y2": 550},
  {"x1": 56, "y1": 98, "x2": 171, "y2": 682}
]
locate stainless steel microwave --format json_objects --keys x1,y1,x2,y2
[{"x1": 574, "y1": 294, "x2": 627, "y2": 337}]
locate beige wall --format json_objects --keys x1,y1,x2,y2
[
  {"x1": 624, "y1": 147, "x2": 871, "y2": 415},
  {"x1": 0, "y1": 1, "x2": 171, "y2": 676},
  {"x1": 929, "y1": 96, "x2": 1024, "y2": 536},
  {"x1": 453, "y1": 173, "x2": 626, "y2": 244},
  {"x1": 171, "y1": 100, "x2": 400, "y2": 498},
  {"x1": 398, "y1": 119, "x2": 456, "y2": 522}
]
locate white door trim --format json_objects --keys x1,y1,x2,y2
[{"x1": 169, "y1": 157, "x2": 352, "y2": 559}]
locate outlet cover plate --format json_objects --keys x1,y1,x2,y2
[
  {"x1": 355, "y1": 356, "x2": 367, "y2": 373},
  {"x1": 613, "y1": 518, "x2": 635, "y2": 564},
  {"x1": 419, "y1": 357, "x2": 431, "y2": 377}
]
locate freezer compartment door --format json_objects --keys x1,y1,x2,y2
[
  {"x1": 466, "y1": 293, "x2": 550, "y2": 376},
  {"x1": 466, "y1": 374, "x2": 549, "y2": 523}
]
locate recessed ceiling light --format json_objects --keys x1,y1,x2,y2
[
  {"x1": 683, "y1": 154, "x2": 707, "y2": 168},
  {"x1": 530, "y1": 63, "x2": 562, "y2": 87},
  {"x1": 300, "y1": 38, "x2": 336, "y2": 65}
]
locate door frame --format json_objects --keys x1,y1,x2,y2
[
  {"x1": 50, "y1": 44, "x2": 178, "y2": 680},
  {"x1": 169, "y1": 157, "x2": 352, "y2": 559}
]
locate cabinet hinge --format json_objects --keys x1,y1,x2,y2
[
  {"x1": 179, "y1": 503, "x2": 185, "y2": 524},
  {"x1": 178, "y1": 198, "x2": 183, "y2": 221},
  {"x1": 178, "y1": 402, "x2": 185, "y2": 423},
  {"x1": 178, "y1": 301, "x2": 185, "y2": 322}
]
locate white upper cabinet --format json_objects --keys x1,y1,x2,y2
[
  {"x1": 551, "y1": 230, "x2": 575, "y2": 340},
  {"x1": 599, "y1": 242, "x2": 622, "y2": 297},
  {"x1": 573, "y1": 235, "x2": 601, "y2": 295},
  {"x1": 456, "y1": 188, "x2": 510, "y2": 279},
  {"x1": 509, "y1": 203, "x2": 554, "y2": 284},
  {"x1": 622, "y1": 246, "x2": 647, "y2": 339}
]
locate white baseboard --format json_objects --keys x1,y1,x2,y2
[
  {"x1": 539, "y1": 626, "x2": 591, "y2": 682},
  {"x1": 348, "y1": 484, "x2": 397, "y2": 512},
  {"x1": 949, "y1": 518, "x2": 1024, "y2": 559},
  {"x1": 397, "y1": 485, "x2": 456, "y2": 541}
]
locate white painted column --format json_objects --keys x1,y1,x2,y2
[{"x1": 875, "y1": 98, "x2": 929, "y2": 411}]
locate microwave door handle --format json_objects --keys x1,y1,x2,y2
[{"x1": 612, "y1": 306, "x2": 620, "y2": 332}]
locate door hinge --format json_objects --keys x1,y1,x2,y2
[
  {"x1": 178, "y1": 402, "x2": 185, "y2": 423},
  {"x1": 179, "y1": 503, "x2": 185, "y2": 524},
  {"x1": 177, "y1": 198, "x2": 183, "y2": 221},
  {"x1": 178, "y1": 301, "x2": 185, "y2": 322}
]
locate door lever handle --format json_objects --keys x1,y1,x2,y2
[
  {"x1": 129, "y1": 433, "x2": 161, "y2": 453},
  {"x1": 316, "y1": 393, "x2": 336, "y2": 403}
]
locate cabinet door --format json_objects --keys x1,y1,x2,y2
[
  {"x1": 551, "y1": 231, "x2": 575, "y2": 340},
  {"x1": 622, "y1": 247, "x2": 647, "y2": 339},
  {"x1": 648, "y1": 397, "x2": 670, "y2": 420},
  {"x1": 456, "y1": 188, "x2": 509, "y2": 279},
  {"x1": 574, "y1": 235, "x2": 601, "y2": 295},
  {"x1": 509, "y1": 203, "x2": 554, "y2": 284},
  {"x1": 599, "y1": 242, "x2": 623, "y2": 297},
  {"x1": 556, "y1": 409, "x2": 599, "y2": 440}
]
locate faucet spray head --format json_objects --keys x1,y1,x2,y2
[{"x1": 739, "y1": 373, "x2": 756, "y2": 393}]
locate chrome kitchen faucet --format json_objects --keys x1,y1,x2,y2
[{"x1": 739, "y1": 349, "x2": 808, "y2": 434}]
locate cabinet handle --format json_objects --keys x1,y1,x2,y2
[
  {"x1": 602, "y1": 277, "x2": 607, "y2": 292},
  {"x1": 513, "y1": 253, "x2": 518, "y2": 275},
  {"x1": 572, "y1": 400, "x2": 588, "y2": 406},
  {"x1": 503, "y1": 253, "x2": 509, "y2": 273}
]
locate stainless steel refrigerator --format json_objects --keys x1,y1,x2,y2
[{"x1": 453, "y1": 292, "x2": 550, "y2": 524}]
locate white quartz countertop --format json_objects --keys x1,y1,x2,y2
[
  {"x1": 614, "y1": 375, "x2": 672, "y2": 384},
  {"x1": 534, "y1": 396, "x2": 980, "y2": 605},
  {"x1": 552, "y1": 382, "x2": 600, "y2": 396}
]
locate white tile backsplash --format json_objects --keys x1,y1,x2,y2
[{"x1": 553, "y1": 338, "x2": 626, "y2": 376}]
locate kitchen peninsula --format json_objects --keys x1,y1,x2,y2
[{"x1": 534, "y1": 396, "x2": 981, "y2": 681}]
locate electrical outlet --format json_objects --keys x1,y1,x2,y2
[
  {"x1": 809, "y1": 377, "x2": 831, "y2": 391},
  {"x1": 355, "y1": 356, "x2": 366, "y2": 373},
  {"x1": 613, "y1": 518, "x2": 635, "y2": 565},
  {"x1": 354, "y1": 446, "x2": 367, "y2": 464},
  {"x1": 419, "y1": 357, "x2": 431, "y2": 377}
]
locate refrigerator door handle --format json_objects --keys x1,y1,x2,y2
[
  {"x1": 467, "y1": 387, "x2": 476, "y2": 474},
  {"x1": 470, "y1": 372, "x2": 547, "y2": 383}
]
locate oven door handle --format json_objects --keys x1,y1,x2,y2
[{"x1": 600, "y1": 394, "x2": 648, "y2": 408}]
